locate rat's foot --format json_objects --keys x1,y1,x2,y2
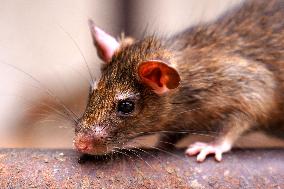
[{"x1": 185, "y1": 140, "x2": 232, "y2": 162}]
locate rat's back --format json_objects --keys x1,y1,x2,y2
[
  {"x1": 170, "y1": 0, "x2": 284, "y2": 93},
  {"x1": 167, "y1": 0, "x2": 284, "y2": 136},
  {"x1": 223, "y1": 0, "x2": 284, "y2": 68},
  {"x1": 171, "y1": 0, "x2": 283, "y2": 65},
  {"x1": 219, "y1": 0, "x2": 284, "y2": 92}
]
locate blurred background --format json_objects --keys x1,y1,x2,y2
[{"x1": 0, "y1": 0, "x2": 283, "y2": 148}]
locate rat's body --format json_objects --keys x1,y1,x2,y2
[{"x1": 74, "y1": 0, "x2": 284, "y2": 161}]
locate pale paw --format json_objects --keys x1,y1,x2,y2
[{"x1": 185, "y1": 141, "x2": 232, "y2": 162}]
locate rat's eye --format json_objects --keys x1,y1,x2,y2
[{"x1": 117, "y1": 100, "x2": 135, "y2": 115}]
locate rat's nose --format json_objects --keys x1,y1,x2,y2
[
  {"x1": 74, "y1": 126, "x2": 109, "y2": 154},
  {"x1": 74, "y1": 134, "x2": 93, "y2": 151}
]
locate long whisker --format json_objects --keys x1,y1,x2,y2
[
  {"x1": 36, "y1": 117, "x2": 65, "y2": 125},
  {"x1": 125, "y1": 144, "x2": 163, "y2": 165},
  {"x1": 147, "y1": 127, "x2": 283, "y2": 148},
  {"x1": 1, "y1": 93, "x2": 77, "y2": 124},
  {"x1": 19, "y1": 104, "x2": 75, "y2": 127},
  {"x1": 36, "y1": 101, "x2": 78, "y2": 124},
  {"x1": 134, "y1": 129, "x2": 220, "y2": 138},
  {"x1": 121, "y1": 147, "x2": 154, "y2": 170},
  {"x1": 132, "y1": 140, "x2": 183, "y2": 160},
  {"x1": 57, "y1": 24, "x2": 95, "y2": 86},
  {"x1": 60, "y1": 64, "x2": 92, "y2": 86},
  {"x1": 112, "y1": 147, "x2": 135, "y2": 163},
  {"x1": 111, "y1": 148, "x2": 141, "y2": 171},
  {"x1": 0, "y1": 61, "x2": 79, "y2": 124},
  {"x1": 25, "y1": 99, "x2": 75, "y2": 122}
]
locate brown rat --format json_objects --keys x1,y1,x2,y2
[{"x1": 74, "y1": 0, "x2": 284, "y2": 162}]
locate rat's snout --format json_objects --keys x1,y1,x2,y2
[{"x1": 74, "y1": 125, "x2": 110, "y2": 155}]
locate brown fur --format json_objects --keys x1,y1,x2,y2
[{"x1": 76, "y1": 0, "x2": 284, "y2": 154}]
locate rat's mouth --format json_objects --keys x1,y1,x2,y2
[{"x1": 74, "y1": 142, "x2": 110, "y2": 155}]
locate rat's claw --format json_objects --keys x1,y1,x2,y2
[
  {"x1": 185, "y1": 143, "x2": 205, "y2": 155},
  {"x1": 215, "y1": 150, "x2": 223, "y2": 162},
  {"x1": 196, "y1": 146, "x2": 222, "y2": 162},
  {"x1": 185, "y1": 140, "x2": 232, "y2": 162}
]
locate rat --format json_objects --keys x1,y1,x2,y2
[{"x1": 74, "y1": 0, "x2": 284, "y2": 162}]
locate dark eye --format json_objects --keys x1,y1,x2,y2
[{"x1": 117, "y1": 100, "x2": 135, "y2": 115}]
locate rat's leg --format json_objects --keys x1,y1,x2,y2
[{"x1": 185, "y1": 115, "x2": 251, "y2": 162}]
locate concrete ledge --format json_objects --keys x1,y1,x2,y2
[{"x1": 0, "y1": 148, "x2": 283, "y2": 188}]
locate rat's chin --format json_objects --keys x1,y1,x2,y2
[{"x1": 76, "y1": 144, "x2": 110, "y2": 155}]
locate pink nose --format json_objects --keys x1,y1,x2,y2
[
  {"x1": 73, "y1": 133, "x2": 108, "y2": 155},
  {"x1": 74, "y1": 134, "x2": 93, "y2": 152}
]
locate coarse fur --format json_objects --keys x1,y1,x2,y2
[{"x1": 75, "y1": 0, "x2": 284, "y2": 156}]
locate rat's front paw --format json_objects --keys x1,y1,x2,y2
[{"x1": 185, "y1": 140, "x2": 232, "y2": 162}]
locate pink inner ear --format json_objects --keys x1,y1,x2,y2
[
  {"x1": 89, "y1": 20, "x2": 120, "y2": 62},
  {"x1": 138, "y1": 60, "x2": 181, "y2": 95}
]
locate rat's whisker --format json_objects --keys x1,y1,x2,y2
[
  {"x1": 112, "y1": 147, "x2": 135, "y2": 162},
  {"x1": 134, "y1": 129, "x2": 220, "y2": 137},
  {"x1": 125, "y1": 144, "x2": 163, "y2": 166},
  {"x1": 0, "y1": 61, "x2": 80, "y2": 124},
  {"x1": 36, "y1": 102, "x2": 76, "y2": 123},
  {"x1": 61, "y1": 62, "x2": 93, "y2": 87},
  {"x1": 57, "y1": 24, "x2": 95, "y2": 86},
  {"x1": 36, "y1": 117, "x2": 63, "y2": 125},
  {"x1": 4, "y1": 93, "x2": 77, "y2": 124},
  {"x1": 131, "y1": 140, "x2": 184, "y2": 160},
  {"x1": 112, "y1": 148, "x2": 142, "y2": 171},
  {"x1": 25, "y1": 102, "x2": 78, "y2": 124},
  {"x1": 121, "y1": 147, "x2": 154, "y2": 170}
]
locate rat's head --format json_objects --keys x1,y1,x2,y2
[{"x1": 74, "y1": 20, "x2": 180, "y2": 155}]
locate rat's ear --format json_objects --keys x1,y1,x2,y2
[
  {"x1": 88, "y1": 19, "x2": 120, "y2": 62},
  {"x1": 138, "y1": 60, "x2": 180, "y2": 94}
]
